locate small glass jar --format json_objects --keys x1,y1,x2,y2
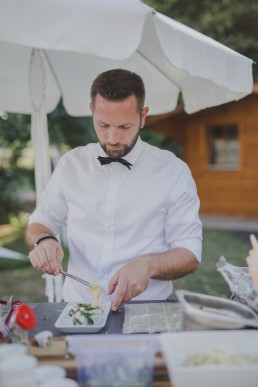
[{"x1": 8, "y1": 304, "x2": 36, "y2": 345}]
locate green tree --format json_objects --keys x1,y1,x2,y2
[
  {"x1": 48, "y1": 101, "x2": 97, "y2": 151},
  {"x1": 144, "y1": 0, "x2": 258, "y2": 81},
  {"x1": 0, "y1": 114, "x2": 32, "y2": 223},
  {"x1": 0, "y1": 103, "x2": 97, "y2": 224},
  {"x1": 141, "y1": 128, "x2": 182, "y2": 158}
]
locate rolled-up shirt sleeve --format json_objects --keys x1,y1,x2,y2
[{"x1": 165, "y1": 166, "x2": 202, "y2": 262}]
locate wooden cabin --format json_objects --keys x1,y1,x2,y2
[{"x1": 146, "y1": 85, "x2": 258, "y2": 218}]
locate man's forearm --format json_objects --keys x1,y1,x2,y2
[
  {"x1": 25, "y1": 223, "x2": 56, "y2": 250},
  {"x1": 146, "y1": 247, "x2": 199, "y2": 281}
]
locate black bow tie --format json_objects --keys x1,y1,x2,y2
[{"x1": 97, "y1": 156, "x2": 133, "y2": 170}]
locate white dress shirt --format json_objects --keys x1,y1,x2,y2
[{"x1": 29, "y1": 137, "x2": 202, "y2": 302}]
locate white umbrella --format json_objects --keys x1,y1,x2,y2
[{"x1": 0, "y1": 0, "x2": 253, "y2": 116}]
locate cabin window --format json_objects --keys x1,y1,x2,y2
[{"x1": 207, "y1": 125, "x2": 239, "y2": 170}]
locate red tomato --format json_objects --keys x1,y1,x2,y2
[{"x1": 15, "y1": 304, "x2": 36, "y2": 330}]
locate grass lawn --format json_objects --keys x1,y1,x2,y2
[{"x1": 0, "y1": 224, "x2": 250, "y2": 303}]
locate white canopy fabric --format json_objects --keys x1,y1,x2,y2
[
  {"x1": 0, "y1": 0, "x2": 253, "y2": 116},
  {"x1": 0, "y1": 246, "x2": 27, "y2": 260}
]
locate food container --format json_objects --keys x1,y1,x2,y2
[
  {"x1": 67, "y1": 334, "x2": 158, "y2": 387},
  {"x1": 176, "y1": 289, "x2": 258, "y2": 330},
  {"x1": 160, "y1": 330, "x2": 258, "y2": 387}
]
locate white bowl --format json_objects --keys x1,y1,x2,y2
[
  {"x1": 160, "y1": 330, "x2": 258, "y2": 387},
  {"x1": 0, "y1": 354, "x2": 37, "y2": 387},
  {"x1": 0, "y1": 343, "x2": 27, "y2": 361},
  {"x1": 36, "y1": 365, "x2": 66, "y2": 384}
]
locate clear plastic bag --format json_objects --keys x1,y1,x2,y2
[{"x1": 216, "y1": 256, "x2": 258, "y2": 313}]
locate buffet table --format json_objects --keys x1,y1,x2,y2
[{"x1": 27, "y1": 302, "x2": 173, "y2": 387}]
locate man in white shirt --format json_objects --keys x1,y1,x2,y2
[{"x1": 26, "y1": 69, "x2": 202, "y2": 311}]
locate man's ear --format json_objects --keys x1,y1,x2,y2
[
  {"x1": 89, "y1": 102, "x2": 94, "y2": 114},
  {"x1": 141, "y1": 106, "x2": 149, "y2": 127}
]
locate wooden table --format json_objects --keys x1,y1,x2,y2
[{"x1": 26, "y1": 302, "x2": 173, "y2": 386}]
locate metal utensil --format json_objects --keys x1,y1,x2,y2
[{"x1": 60, "y1": 270, "x2": 94, "y2": 289}]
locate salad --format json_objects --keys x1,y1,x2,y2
[{"x1": 68, "y1": 303, "x2": 104, "y2": 326}]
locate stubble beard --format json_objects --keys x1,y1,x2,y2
[{"x1": 100, "y1": 129, "x2": 140, "y2": 159}]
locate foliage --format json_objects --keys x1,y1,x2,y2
[
  {"x1": 144, "y1": 0, "x2": 258, "y2": 81},
  {"x1": 47, "y1": 101, "x2": 97, "y2": 150},
  {"x1": 141, "y1": 128, "x2": 182, "y2": 158},
  {"x1": 0, "y1": 114, "x2": 32, "y2": 223},
  {"x1": 0, "y1": 168, "x2": 33, "y2": 223},
  {"x1": 0, "y1": 114, "x2": 31, "y2": 165}
]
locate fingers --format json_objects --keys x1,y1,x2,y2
[
  {"x1": 250, "y1": 234, "x2": 258, "y2": 250},
  {"x1": 28, "y1": 242, "x2": 64, "y2": 275},
  {"x1": 107, "y1": 274, "x2": 118, "y2": 296},
  {"x1": 111, "y1": 283, "x2": 134, "y2": 312},
  {"x1": 108, "y1": 273, "x2": 138, "y2": 312},
  {"x1": 108, "y1": 258, "x2": 150, "y2": 311},
  {"x1": 108, "y1": 273, "x2": 126, "y2": 311}
]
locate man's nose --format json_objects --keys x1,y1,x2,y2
[{"x1": 108, "y1": 128, "x2": 120, "y2": 144}]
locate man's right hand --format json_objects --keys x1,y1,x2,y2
[{"x1": 28, "y1": 239, "x2": 64, "y2": 276}]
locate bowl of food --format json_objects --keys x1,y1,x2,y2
[
  {"x1": 54, "y1": 301, "x2": 111, "y2": 333},
  {"x1": 160, "y1": 330, "x2": 258, "y2": 387}
]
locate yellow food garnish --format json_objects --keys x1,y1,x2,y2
[{"x1": 88, "y1": 283, "x2": 106, "y2": 306}]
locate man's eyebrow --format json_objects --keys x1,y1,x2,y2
[
  {"x1": 118, "y1": 122, "x2": 133, "y2": 126},
  {"x1": 97, "y1": 120, "x2": 133, "y2": 126}
]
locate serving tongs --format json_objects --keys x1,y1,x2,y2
[{"x1": 60, "y1": 270, "x2": 95, "y2": 289}]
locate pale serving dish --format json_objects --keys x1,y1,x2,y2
[
  {"x1": 160, "y1": 330, "x2": 258, "y2": 387},
  {"x1": 176, "y1": 289, "x2": 258, "y2": 329},
  {"x1": 54, "y1": 301, "x2": 111, "y2": 333}
]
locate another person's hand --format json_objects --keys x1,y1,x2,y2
[
  {"x1": 107, "y1": 256, "x2": 151, "y2": 311},
  {"x1": 28, "y1": 239, "x2": 64, "y2": 276},
  {"x1": 247, "y1": 234, "x2": 258, "y2": 259}
]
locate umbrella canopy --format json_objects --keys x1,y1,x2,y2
[
  {"x1": 0, "y1": 246, "x2": 27, "y2": 261},
  {"x1": 0, "y1": 0, "x2": 253, "y2": 117}
]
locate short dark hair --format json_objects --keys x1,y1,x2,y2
[{"x1": 90, "y1": 69, "x2": 145, "y2": 113}]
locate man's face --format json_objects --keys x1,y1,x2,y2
[{"x1": 90, "y1": 94, "x2": 149, "y2": 158}]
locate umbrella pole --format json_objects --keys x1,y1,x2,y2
[{"x1": 29, "y1": 48, "x2": 63, "y2": 303}]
